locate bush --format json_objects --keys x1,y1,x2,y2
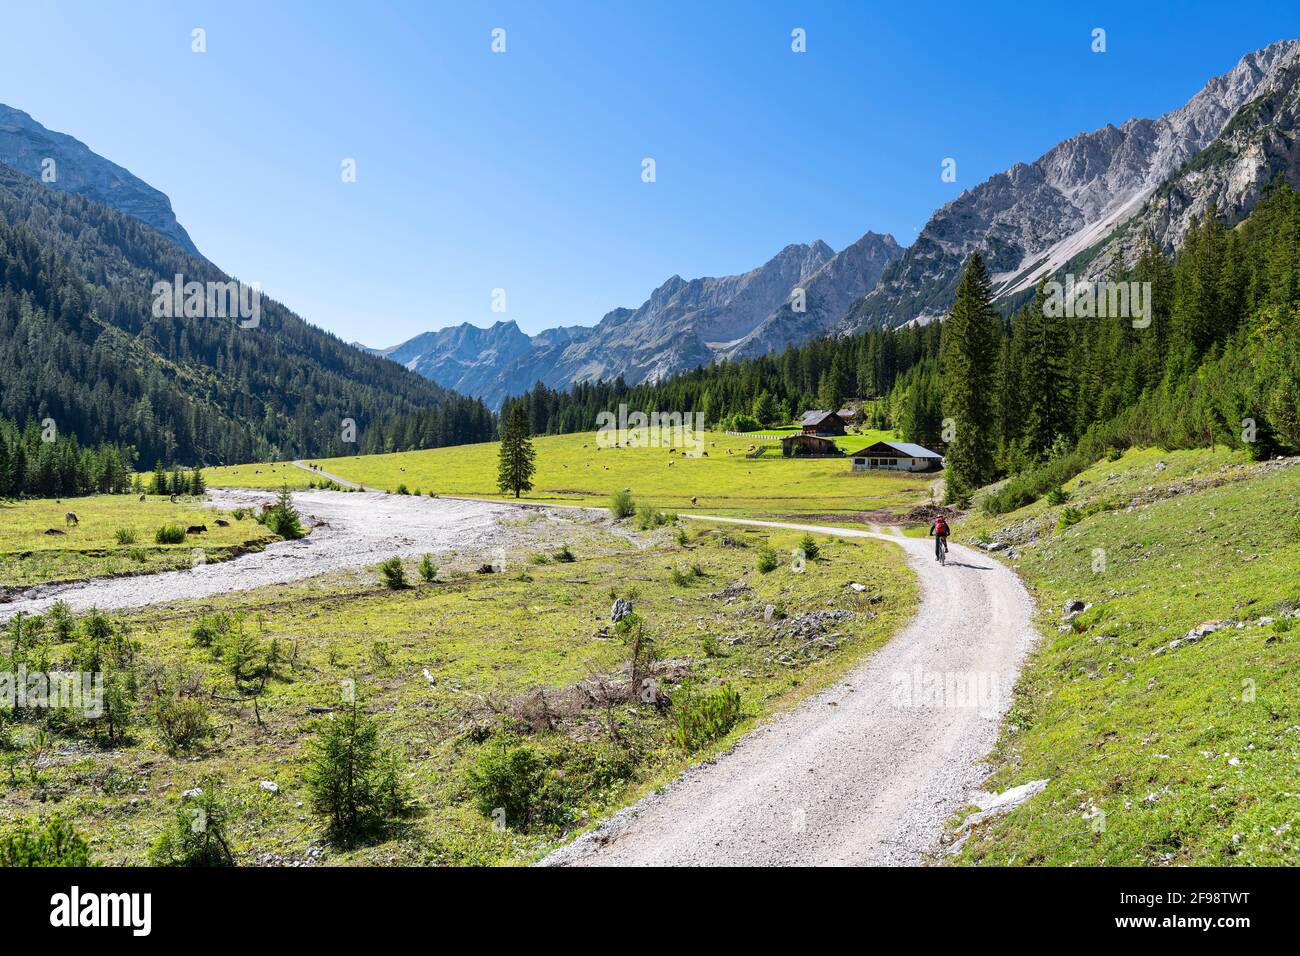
[
  {"x1": 305, "y1": 703, "x2": 411, "y2": 841},
  {"x1": 609, "y1": 489, "x2": 635, "y2": 519},
  {"x1": 191, "y1": 612, "x2": 229, "y2": 648},
  {"x1": 1046, "y1": 486, "x2": 1070, "y2": 506},
  {"x1": 798, "y1": 533, "x2": 820, "y2": 560},
  {"x1": 152, "y1": 694, "x2": 213, "y2": 754},
  {"x1": 155, "y1": 524, "x2": 186, "y2": 544},
  {"x1": 465, "y1": 740, "x2": 544, "y2": 831},
  {"x1": 1056, "y1": 506, "x2": 1083, "y2": 530},
  {"x1": 636, "y1": 503, "x2": 669, "y2": 530},
  {"x1": 756, "y1": 545, "x2": 779, "y2": 574},
  {"x1": 396, "y1": 484, "x2": 409, "y2": 495},
  {"x1": 552, "y1": 545, "x2": 575, "y2": 563},
  {"x1": 671, "y1": 683, "x2": 743, "y2": 751},
  {"x1": 669, "y1": 566, "x2": 693, "y2": 587},
  {"x1": 418, "y1": 554, "x2": 438, "y2": 582},
  {"x1": 148, "y1": 782, "x2": 232, "y2": 866},
  {"x1": 379, "y1": 557, "x2": 407, "y2": 589},
  {"x1": 0, "y1": 817, "x2": 92, "y2": 866},
  {"x1": 114, "y1": 528, "x2": 137, "y2": 545}
]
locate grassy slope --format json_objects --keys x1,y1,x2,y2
[
  {"x1": 205, "y1": 430, "x2": 936, "y2": 519},
  {"x1": 1, "y1": 523, "x2": 914, "y2": 865},
  {"x1": 950, "y1": 448, "x2": 1300, "y2": 865},
  {"x1": 0, "y1": 496, "x2": 276, "y2": 589}
]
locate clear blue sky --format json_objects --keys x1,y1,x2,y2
[{"x1": 1, "y1": 1, "x2": 1297, "y2": 344}]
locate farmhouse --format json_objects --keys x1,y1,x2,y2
[
  {"x1": 798, "y1": 410, "x2": 848, "y2": 436},
  {"x1": 848, "y1": 440, "x2": 943, "y2": 472},
  {"x1": 781, "y1": 434, "x2": 842, "y2": 458}
]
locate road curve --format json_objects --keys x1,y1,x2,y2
[{"x1": 542, "y1": 515, "x2": 1037, "y2": 867}]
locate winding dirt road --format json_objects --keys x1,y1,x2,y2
[{"x1": 543, "y1": 516, "x2": 1037, "y2": 867}]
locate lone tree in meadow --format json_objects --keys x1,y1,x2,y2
[
  {"x1": 497, "y1": 401, "x2": 536, "y2": 499},
  {"x1": 939, "y1": 252, "x2": 1000, "y2": 502}
]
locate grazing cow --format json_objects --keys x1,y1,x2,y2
[
  {"x1": 139, "y1": 494, "x2": 146, "y2": 502},
  {"x1": 667, "y1": 460, "x2": 674, "y2": 467},
  {"x1": 186, "y1": 525, "x2": 208, "y2": 535},
  {"x1": 44, "y1": 528, "x2": 66, "y2": 536},
  {"x1": 702, "y1": 451, "x2": 709, "y2": 457},
  {"x1": 65, "y1": 511, "x2": 79, "y2": 527},
  {"x1": 214, "y1": 518, "x2": 230, "y2": 527},
  {"x1": 690, "y1": 496, "x2": 698, "y2": 507}
]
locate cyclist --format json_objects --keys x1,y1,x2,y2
[{"x1": 928, "y1": 514, "x2": 950, "y2": 563}]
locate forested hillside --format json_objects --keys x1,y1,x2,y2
[
  {"x1": 0, "y1": 163, "x2": 494, "y2": 472},
  {"x1": 513, "y1": 182, "x2": 1300, "y2": 505}
]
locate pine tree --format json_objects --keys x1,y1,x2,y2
[
  {"x1": 939, "y1": 253, "x2": 1000, "y2": 502},
  {"x1": 496, "y1": 402, "x2": 536, "y2": 499},
  {"x1": 150, "y1": 461, "x2": 169, "y2": 496},
  {"x1": 1021, "y1": 279, "x2": 1074, "y2": 458}
]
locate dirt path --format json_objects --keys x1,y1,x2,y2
[
  {"x1": 543, "y1": 515, "x2": 1037, "y2": 867},
  {"x1": 0, "y1": 489, "x2": 528, "y2": 620},
  {"x1": 291, "y1": 460, "x2": 368, "y2": 490}
]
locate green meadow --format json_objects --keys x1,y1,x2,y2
[
  {"x1": 206, "y1": 429, "x2": 936, "y2": 520},
  {"x1": 947, "y1": 448, "x2": 1300, "y2": 865},
  {"x1": 0, "y1": 496, "x2": 276, "y2": 589},
  {"x1": 0, "y1": 522, "x2": 914, "y2": 865}
]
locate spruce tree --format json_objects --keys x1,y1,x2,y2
[
  {"x1": 939, "y1": 252, "x2": 1000, "y2": 501},
  {"x1": 1021, "y1": 279, "x2": 1074, "y2": 458},
  {"x1": 497, "y1": 402, "x2": 536, "y2": 499}
]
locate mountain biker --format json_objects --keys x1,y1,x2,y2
[{"x1": 928, "y1": 515, "x2": 950, "y2": 562}]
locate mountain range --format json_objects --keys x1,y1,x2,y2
[
  {"x1": 0, "y1": 103, "x2": 203, "y2": 258},
  {"x1": 368, "y1": 38, "x2": 1300, "y2": 406}
]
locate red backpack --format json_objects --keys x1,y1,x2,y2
[{"x1": 934, "y1": 517, "x2": 948, "y2": 535}]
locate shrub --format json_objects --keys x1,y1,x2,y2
[
  {"x1": 418, "y1": 554, "x2": 438, "y2": 582},
  {"x1": 129, "y1": 548, "x2": 148, "y2": 562},
  {"x1": 1057, "y1": 506, "x2": 1083, "y2": 530},
  {"x1": 191, "y1": 612, "x2": 229, "y2": 648},
  {"x1": 114, "y1": 528, "x2": 137, "y2": 545},
  {"x1": 396, "y1": 484, "x2": 409, "y2": 495},
  {"x1": 609, "y1": 489, "x2": 635, "y2": 519},
  {"x1": 636, "y1": 503, "x2": 669, "y2": 530},
  {"x1": 0, "y1": 817, "x2": 91, "y2": 866},
  {"x1": 756, "y1": 545, "x2": 779, "y2": 574},
  {"x1": 222, "y1": 619, "x2": 271, "y2": 688},
  {"x1": 155, "y1": 524, "x2": 186, "y2": 544},
  {"x1": 675, "y1": 527, "x2": 689, "y2": 547},
  {"x1": 305, "y1": 703, "x2": 411, "y2": 841},
  {"x1": 1046, "y1": 487, "x2": 1070, "y2": 506},
  {"x1": 370, "y1": 640, "x2": 393, "y2": 668},
  {"x1": 552, "y1": 545, "x2": 575, "y2": 563},
  {"x1": 671, "y1": 683, "x2": 743, "y2": 751},
  {"x1": 529, "y1": 553, "x2": 550, "y2": 565},
  {"x1": 669, "y1": 566, "x2": 693, "y2": 587},
  {"x1": 152, "y1": 694, "x2": 213, "y2": 754},
  {"x1": 798, "y1": 533, "x2": 820, "y2": 560},
  {"x1": 266, "y1": 485, "x2": 304, "y2": 539},
  {"x1": 148, "y1": 782, "x2": 232, "y2": 866},
  {"x1": 465, "y1": 740, "x2": 544, "y2": 831},
  {"x1": 379, "y1": 557, "x2": 407, "y2": 589}
]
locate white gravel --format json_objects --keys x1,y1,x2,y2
[
  {"x1": 0, "y1": 489, "x2": 526, "y2": 620},
  {"x1": 542, "y1": 515, "x2": 1038, "y2": 867}
]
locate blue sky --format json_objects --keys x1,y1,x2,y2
[{"x1": 2, "y1": 1, "x2": 1297, "y2": 344}]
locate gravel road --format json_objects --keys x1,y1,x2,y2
[
  {"x1": 543, "y1": 515, "x2": 1037, "y2": 867},
  {"x1": 0, "y1": 489, "x2": 525, "y2": 620}
]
